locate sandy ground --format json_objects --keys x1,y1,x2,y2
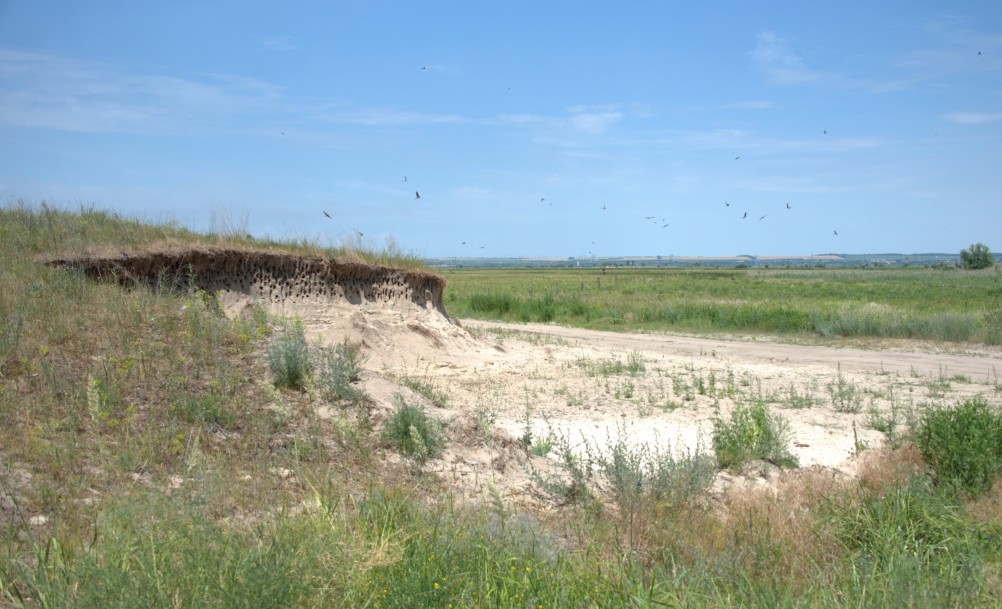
[{"x1": 299, "y1": 301, "x2": 1002, "y2": 502}]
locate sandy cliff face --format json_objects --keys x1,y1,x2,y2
[
  {"x1": 48, "y1": 247, "x2": 446, "y2": 314},
  {"x1": 46, "y1": 247, "x2": 472, "y2": 365}
]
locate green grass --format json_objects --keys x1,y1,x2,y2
[
  {"x1": 399, "y1": 375, "x2": 449, "y2": 406},
  {"x1": 7, "y1": 474, "x2": 1001, "y2": 608},
  {"x1": 444, "y1": 266, "x2": 1002, "y2": 344}
]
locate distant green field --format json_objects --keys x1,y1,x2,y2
[{"x1": 443, "y1": 266, "x2": 1002, "y2": 344}]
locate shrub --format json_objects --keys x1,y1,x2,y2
[
  {"x1": 267, "y1": 320, "x2": 312, "y2": 390},
  {"x1": 315, "y1": 340, "x2": 369, "y2": 404},
  {"x1": 915, "y1": 397, "x2": 1002, "y2": 496},
  {"x1": 827, "y1": 371, "x2": 862, "y2": 413},
  {"x1": 599, "y1": 428, "x2": 715, "y2": 508},
  {"x1": 381, "y1": 394, "x2": 445, "y2": 463},
  {"x1": 712, "y1": 401, "x2": 799, "y2": 470},
  {"x1": 960, "y1": 242, "x2": 994, "y2": 270},
  {"x1": 532, "y1": 431, "x2": 595, "y2": 505}
]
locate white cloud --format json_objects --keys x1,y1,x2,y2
[
  {"x1": 726, "y1": 100, "x2": 775, "y2": 110},
  {"x1": 942, "y1": 111, "x2": 1002, "y2": 125},
  {"x1": 493, "y1": 113, "x2": 548, "y2": 125},
  {"x1": 341, "y1": 108, "x2": 467, "y2": 127},
  {"x1": 257, "y1": 35, "x2": 299, "y2": 52},
  {"x1": 0, "y1": 47, "x2": 285, "y2": 134},
  {"x1": 750, "y1": 31, "x2": 821, "y2": 84},
  {"x1": 567, "y1": 105, "x2": 624, "y2": 134}
]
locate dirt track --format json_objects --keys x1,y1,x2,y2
[{"x1": 461, "y1": 320, "x2": 1002, "y2": 380}]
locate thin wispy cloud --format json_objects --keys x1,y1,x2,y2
[
  {"x1": 493, "y1": 113, "x2": 549, "y2": 125},
  {"x1": 340, "y1": 108, "x2": 468, "y2": 127},
  {"x1": 568, "y1": 105, "x2": 624, "y2": 134},
  {"x1": 942, "y1": 111, "x2": 1002, "y2": 125},
  {"x1": 0, "y1": 47, "x2": 284, "y2": 134},
  {"x1": 258, "y1": 35, "x2": 299, "y2": 52},
  {"x1": 726, "y1": 100, "x2": 775, "y2": 110},
  {"x1": 750, "y1": 31, "x2": 823, "y2": 84}
]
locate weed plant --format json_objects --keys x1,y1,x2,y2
[
  {"x1": 827, "y1": 370, "x2": 863, "y2": 413},
  {"x1": 712, "y1": 401, "x2": 799, "y2": 470},
  {"x1": 380, "y1": 394, "x2": 445, "y2": 464},
  {"x1": 915, "y1": 397, "x2": 1002, "y2": 496},
  {"x1": 314, "y1": 340, "x2": 369, "y2": 404},
  {"x1": 267, "y1": 319, "x2": 312, "y2": 390},
  {"x1": 532, "y1": 432, "x2": 596, "y2": 505},
  {"x1": 576, "y1": 351, "x2": 646, "y2": 377},
  {"x1": 399, "y1": 375, "x2": 449, "y2": 406},
  {"x1": 599, "y1": 427, "x2": 716, "y2": 509}
]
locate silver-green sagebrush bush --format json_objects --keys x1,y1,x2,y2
[
  {"x1": 381, "y1": 393, "x2": 445, "y2": 463},
  {"x1": 314, "y1": 340, "x2": 370, "y2": 404},
  {"x1": 266, "y1": 319, "x2": 313, "y2": 390}
]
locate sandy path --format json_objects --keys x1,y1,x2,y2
[{"x1": 461, "y1": 320, "x2": 1002, "y2": 381}]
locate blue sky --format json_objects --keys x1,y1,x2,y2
[{"x1": 1, "y1": 1, "x2": 1000, "y2": 258}]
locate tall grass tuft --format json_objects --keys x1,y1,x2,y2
[{"x1": 827, "y1": 477, "x2": 991, "y2": 606}]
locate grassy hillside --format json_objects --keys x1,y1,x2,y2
[{"x1": 2, "y1": 203, "x2": 1002, "y2": 608}]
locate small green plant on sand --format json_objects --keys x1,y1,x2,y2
[
  {"x1": 267, "y1": 319, "x2": 312, "y2": 390},
  {"x1": 712, "y1": 400, "x2": 799, "y2": 470},
  {"x1": 381, "y1": 394, "x2": 445, "y2": 464},
  {"x1": 314, "y1": 340, "x2": 369, "y2": 404}
]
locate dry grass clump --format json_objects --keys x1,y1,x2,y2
[{"x1": 856, "y1": 443, "x2": 928, "y2": 493}]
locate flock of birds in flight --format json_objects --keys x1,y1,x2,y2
[
  {"x1": 319, "y1": 126, "x2": 849, "y2": 250},
  {"x1": 322, "y1": 150, "x2": 843, "y2": 249},
  {"x1": 321, "y1": 51, "x2": 1002, "y2": 250}
]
